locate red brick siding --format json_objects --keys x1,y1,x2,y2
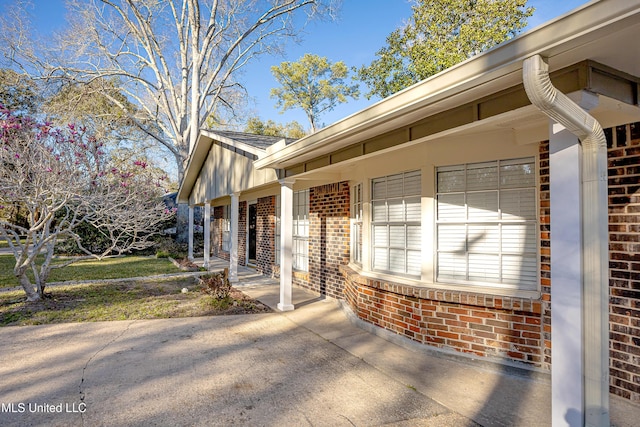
[
  {"x1": 305, "y1": 182, "x2": 351, "y2": 299},
  {"x1": 256, "y1": 196, "x2": 276, "y2": 276},
  {"x1": 209, "y1": 202, "x2": 247, "y2": 266},
  {"x1": 607, "y1": 122, "x2": 640, "y2": 402},
  {"x1": 211, "y1": 206, "x2": 229, "y2": 261},
  {"x1": 238, "y1": 201, "x2": 247, "y2": 266},
  {"x1": 342, "y1": 266, "x2": 544, "y2": 365},
  {"x1": 539, "y1": 142, "x2": 552, "y2": 366}
]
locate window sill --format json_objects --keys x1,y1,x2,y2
[{"x1": 342, "y1": 264, "x2": 542, "y2": 314}]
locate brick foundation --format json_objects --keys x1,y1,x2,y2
[{"x1": 342, "y1": 266, "x2": 545, "y2": 364}]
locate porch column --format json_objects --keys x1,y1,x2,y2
[
  {"x1": 278, "y1": 179, "x2": 295, "y2": 311},
  {"x1": 187, "y1": 205, "x2": 194, "y2": 261},
  {"x1": 549, "y1": 122, "x2": 583, "y2": 426},
  {"x1": 203, "y1": 201, "x2": 211, "y2": 269},
  {"x1": 229, "y1": 192, "x2": 240, "y2": 283}
]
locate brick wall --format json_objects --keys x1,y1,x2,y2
[
  {"x1": 211, "y1": 206, "x2": 229, "y2": 261},
  {"x1": 539, "y1": 142, "x2": 552, "y2": 366},
  {"x1": 342, "y1": 266, "x2": 544, "y2": 364},
  {"x1": 209, "y1": 202, "x2": 247, "y2": 266},
  {"x1": 305, "y1": 182, "x2": 351, "y2": 299},
  {"x1": 239, "y1": 201, "x2": 247, "y2": 266},
  {"x1": 607, "y1": 122, "x2": 640, "y2": 402},
  {"x1": 256, "y1": 196, "x2": 276, "y2": 276}
]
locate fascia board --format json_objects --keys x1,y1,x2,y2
[
  {"x1": 176, "y1": 133, "x2": 213, "y2": 204},
  {"x1": 200, "y1": 129, "x2": 267, "y2": 157}
]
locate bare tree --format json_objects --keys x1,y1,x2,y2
[
  {"x1": 0, "y1": 106, "x2": 173, "y2": 301},
  {"x1": 1, "y1": 0, "x2": 337, "y2": 179}
]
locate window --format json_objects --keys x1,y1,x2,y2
[
  {"x1": 351, "y1": 183, "x2": 363, "y2": 265},
  {"x1": 436, "y1": 158, "x2": 537, "y2": 290},
  {"x1": 371, "y1": 171, "x2": 421, "y2": 276},
  {"x1": 293, "y1": 189, "x2": 309, "y2": 271},
  {"x1": 275, "y1": 195, "x2": 280, "y2": 266},
  {"x1": 221, "y1": 205, "x2": 231, "y2": 252}
]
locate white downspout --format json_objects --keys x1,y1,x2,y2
[{"x1": 523, "y1": 55, "x2": 609, "y2": 427}]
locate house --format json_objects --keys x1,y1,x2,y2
[{"x1": 177, "y1": 1, "x2": 640, "y2": 424}]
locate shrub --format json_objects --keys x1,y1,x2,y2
[{"x1": 199, "y1": 269, "x2": 231, "y2": 300}]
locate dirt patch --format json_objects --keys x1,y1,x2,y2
[{"x1": 0, "y1": 277, "x2": 272, "y2": 326}]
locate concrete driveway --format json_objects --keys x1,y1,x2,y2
[
  {"x1": 1, "y1": 271, "x2": 638, "y2": 426},
  {"x1": 1, "y1": 304, "x2": 470, "y2": 426}
]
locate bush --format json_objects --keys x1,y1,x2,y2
[
  {"x1": 199, "y1": 269, "x2": 231, "y2": 300},
  {"x1": 155, "y1": 237, "x2": 189, "y2": 259}
]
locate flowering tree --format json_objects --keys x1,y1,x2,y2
[{"x1": 0, "y1": 106, "x2": 174, "y2": 301}]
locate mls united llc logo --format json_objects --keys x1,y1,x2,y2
[{"x1": 1, "y1": 402, "x2": 87, "y2": 413}]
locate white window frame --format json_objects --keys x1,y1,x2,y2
[
  {"x1": 275, "y1": 195, "x2": 281, "y2": 266},
  {"x1": 221, "y1": 205, "x2": 231, "y2": 252},
  {"x1": 292, "y1": 189, "x2": 309, "y2": 272},
  {"x1": 435, "y1": 157, "x2": 538, "y2": 291},
  {"x1": 351, "y1": 183, "x2": 363, "y2": 265},
  {"x1": 371, "y1": 170, "x2": 422, "y2": 277}
]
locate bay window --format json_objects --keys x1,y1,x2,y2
[
  {"x1": 436, "y1": 158, "x2": 537, "y2": 290},
  {"x1": 371, "y1": 171, "x2": 422, "y2": 276}
]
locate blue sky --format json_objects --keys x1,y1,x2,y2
[{"x1": 1, "y1": 0, "x2": 590, "y2": 130}]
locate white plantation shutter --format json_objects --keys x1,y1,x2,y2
[
  {"x1": 275, "y1": 195, "x2": 280, "y2": 265},
  {"x1": 222, "y1": 205, "x2": 231, "y2": 252},
  {"x1": 371, "y1": 171, "x2": 422, "y2": 276},
  {"x1": 436, "y1": 158, "x2": 537, "y2": 290},
  {"x1": 292, "y1": 189, "x2": 309, "y2": 271},
  {"x1": 351, "y1": 184, "x2": 363, "y2": 265}
]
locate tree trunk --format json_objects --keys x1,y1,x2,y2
[
  {"x1": 175, "y1": 203, "x2": 190, "y2": 244},
  {"x1": 19, "y1": 274, "x2": 41, "y2": 302}
]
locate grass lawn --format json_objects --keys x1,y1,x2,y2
[
  {"x1": 0, "y1": 255, "x2": 182, "y2": 289},
  {"x1": 0, "y1": 278, "x2": 272, "y2": 326}
]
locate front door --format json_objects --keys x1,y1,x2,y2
[{"x1": 248, "y1": 204, "x2": 257, "y2": 262}]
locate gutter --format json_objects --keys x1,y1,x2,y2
[{"x1": 523, "y1": 54, "x2": 609, "y2": 427}]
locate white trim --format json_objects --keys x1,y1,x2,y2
[
  {"x1": 278, "y1": 179, "x2": 295, "y2": 311},
  {"x1": 229, "y1": 193, "x2": 240, "y2": 283},
  {"x1": 203, "y1": 202, "x2": 211, "y2": 269},
  {"x1": 187, "y1": 206, "x2": 194, "y2": 261}
]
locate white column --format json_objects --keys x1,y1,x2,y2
[
  {"x1": 550, "y1": 122, "x2": 584, "y2": 427},
  {"x1": 187, "y1": 205, "x2": 194, "y2": 261},
  {"x1": 278, "y1": 179, "x2": 295, "y2": 311},
  {"x1": 229, "y1": 193, "x2": 240, "y2": 283},
  {"x1": 203, "y1": 202, "x2": 211, "y2": 269}
]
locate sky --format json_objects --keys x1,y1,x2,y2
[{"x1": 0, "y1": 0, "x2": 590, "y2": 131}]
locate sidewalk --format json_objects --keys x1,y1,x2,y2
[{"x1": 209, "y1": 257, "x2": 638, "y2": 427}]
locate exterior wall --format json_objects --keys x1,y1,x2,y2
[
  {"x1": 190, "y1": 142, "x2": 279, "y2": 205},
  {"x1": 256, "y1": 196, "x2": 276, "y2": 276},
  {"x1": 607, "y1": 122, "x2": 640, "y2": 402},
  {"x1": 539, "y1": 142, "x2": 552, "y2": 367},
  {"x1": 306, "y1": 182, "x2": 351, "y2": 299},
  {"x1": 209, "y1": 202, "x2": 247, "y2": 267},
  {"x1": 211, "y1": 206, "x2": 228, "y2": 261},
  {"x1": 290, "y1": 181, "x2": 351, "y2": 299},
  {"x1": 239, "y1": 201, "x2": 247, "y2": 266},
  {"x1": 342, "y1": 267, "x2": 544, "y2": 364},
  {"x1": 340, "y1": 142, "x2": 546, "y2": 367}
]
